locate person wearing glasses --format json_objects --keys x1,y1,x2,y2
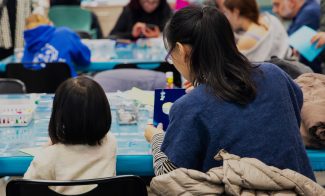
[
  {"x1": 109, "y1": 0, "x2": 172, "y2": 40},
  {"x1": 144, "y1": 6, "x2": 315, "y2": 181}
]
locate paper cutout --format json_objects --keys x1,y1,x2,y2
[
  {"x1": 125, "y1": 87, "x2": 154, "y2": 106},
  {"x1": 153, "y1": 89, "x2": 186, "y2": 130}
]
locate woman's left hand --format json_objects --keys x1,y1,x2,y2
[
  {"x1": 143, "y1": 26, "x2": 160, "y2": 38},
  {"x1": 144, "y1": 123, "x2": 164, "y2": 143}
]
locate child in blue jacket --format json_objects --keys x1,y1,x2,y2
[{"x1": 22, "y1": 14, "x2": 90, "y2": 77}]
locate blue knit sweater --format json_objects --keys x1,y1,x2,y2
[{"x1": 161, "y1": 63, "x2": 315, "y2": 181}]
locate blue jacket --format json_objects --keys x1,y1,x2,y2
[
  {"x1": 161, "y1": 63, "x2": 316, "y2": 181},
  {"x1": 287, "y1": 0, "x2": 321, "y2": 73},
  {"x1": 287, "y1": 0, "x2": 320, "y2": 35},
  {"x1": 22, "y1": 25, "x2": 91, "y2": 77}
]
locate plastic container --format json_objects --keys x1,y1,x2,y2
[{"x1": 0, "y1": 100, "x2": 35, "y2": 127}]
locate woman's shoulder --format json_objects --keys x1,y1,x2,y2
[
  {"x1": 253, "y1": 62, "x2": 291, "y2": 83},
  {"x1": 122, "y1": 5, "x2": 132, "y2": 13},
  {"x1": 160, "y1": 2, "x2": 172, "y2": 15},
  {"x1": 237, "y1": 36, "x2": 259, "y2": 51},
  {"x1": 263, "y1": 13, "x2": 286, "y2": 30},
  {"x1": 256, "y1": 62, "x2": 285, "y2": 74},
  {"x1": 171, "y1": 85, "x2": 212, "y2": 111},
  {"x1": 238, "y1": 25, "x2": 268, "y2": 51}
]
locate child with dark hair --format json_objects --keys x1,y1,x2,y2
[
  {"x1": 24, "y1": 76, "x2": 116, "y2": 195},
  {"x1": 110, "y1": 0, "x2": 172, "y2": 39},
  {"x1": 144, "y1": 6, "x2": 315, "y2": 181}
]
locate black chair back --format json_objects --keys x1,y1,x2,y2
[
  {"x1": 0, "y1": 78, "x2": 26, "y2": 94},
  {"x1": 5, "y1": 62, "x2": 71, "y2": 93},
  {"x1": 76, "y1": 31, "x2": 92, "y2": 39},
  {"x1": 6, "y1": 175, "x2": 148, "y2": 196}
]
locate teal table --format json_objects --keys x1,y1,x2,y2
[
  {"x1": 0, "y1": 94, "x2": 154, "y2": 176},
  {"x1": 0, "y1": 39, "x2": 167, "y2": 72},
  {"x1": 1, "y1": 94, "x2": 325, "y2": 177}
]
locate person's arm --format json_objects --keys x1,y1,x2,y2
[
  {"x1": 151, "y1": 133, "x2": 178, "y2": 175},
  {"x1": 237, "y1": 35, "x2": 258, "y2": 51},
  {"x1": 145, "y1": 124, "x2": 178, "y2": 175}
]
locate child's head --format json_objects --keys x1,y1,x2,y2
[
  {"x1": 49, "y1": 76, "x2": 111, "y2": 146},
  {"x1": 164, "y1": 6, "x2": 256, "y2": 105},
  {"x1": 25, "y1": 14, "x2": 52, "y2": 30}
]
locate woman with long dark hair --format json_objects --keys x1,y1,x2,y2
[
  {"x1": 109, "y1": 0, "x2": 172, "y2": 39},
  {"x1": 144, "y1": 6, "x2": 315, "y2": 181}
]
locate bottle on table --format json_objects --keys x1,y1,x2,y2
[{"x1": 165, "y1": 71, "x2": 174, "y2": 89}]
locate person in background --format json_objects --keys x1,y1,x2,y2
[
  {"x1": 50, "y1": 0, "x2": 103, "y2": 38},
  {"x1": 0, "y1": 0, "x2": 31, "y2": 60},
  {"x1": 272, "y1": 0, "x2": 320, "y2": 35},
  {"x1": 144, "y1": 6, "x2": 315, "y2": 181},
  {"x1": 24, "y1": 76, "x2": 117, "y2": 195},
  {"x1": 22, "y1": 14, "x2": 91, "y2": 77},
  {"x1": 272, "y1": 0, "x2": 321, "y2": 73},
  {"x1": 109, "y1": 0, "x2": 172, "y2": 40},
  {"x1": 223, "y1": 0, "x2": 290, "y2": 62}
]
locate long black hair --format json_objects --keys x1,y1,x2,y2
[{"x1": 164, "y1": 6, "x2": 257, "y2": 105}]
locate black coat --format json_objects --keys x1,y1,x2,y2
[{"x1": 110, "y1": 3, "x2": 172, "y2": 39}]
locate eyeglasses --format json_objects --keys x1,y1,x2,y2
[{"x1": 165, "y1": 53, "x2": 173, "y2": 64}]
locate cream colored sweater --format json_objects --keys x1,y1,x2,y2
[{"x1": 24, "y1": 133, "x2": 117, "y2": 195}]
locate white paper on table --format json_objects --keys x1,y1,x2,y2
[{"x1": 125, "y1": 88, "x2": 154, "y2": 106}]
